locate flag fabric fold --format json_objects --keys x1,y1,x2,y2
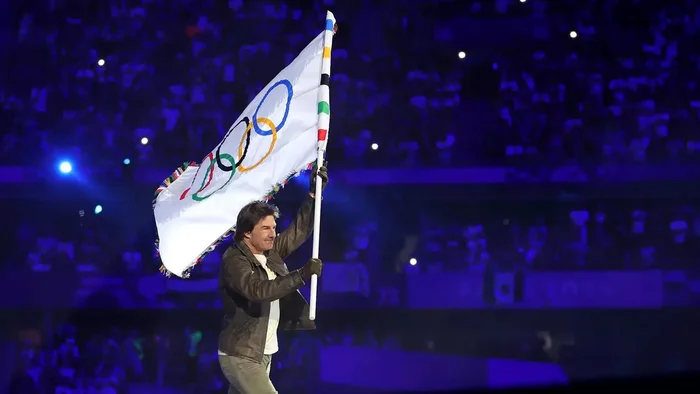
[{"x1": 153, "y1": 12, "x2": 337, "y2": 278}]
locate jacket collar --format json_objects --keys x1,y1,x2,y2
[
  {"x1": 235, "y1": 240, "x2": 263, "y2": 267},
  {"x1": 235, "y1": 240, "x2": 288, "y2": 276}
]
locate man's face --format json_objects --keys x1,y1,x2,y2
[{"x1": 245, "y1": 215, "x2": 277, "y2": 253}]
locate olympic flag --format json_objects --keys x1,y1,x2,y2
[{"x1": 153, "y1": 12, "x2": 337, "y2": 280}]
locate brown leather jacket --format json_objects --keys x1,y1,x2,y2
[{"x1": 218, "y1": 195, "x2": 316, "y2": 362}]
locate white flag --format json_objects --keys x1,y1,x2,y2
[{"x1": 153, "y1": 14, "x2": 336, "y2": 278}]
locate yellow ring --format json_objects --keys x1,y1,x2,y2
[{"x1": 237, "y1": 117, "x2": 277, "y2": 173}]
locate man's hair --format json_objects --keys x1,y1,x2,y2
[{"x1": 234, "y1": 201, "x2": 280, "y2": 242}]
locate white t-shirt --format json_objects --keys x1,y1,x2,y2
[
  {"x1": 255, "y1": 254, "x2": 280, "y2": 355},
  {"x1": 218, "y1": 254, "x2": 280, "y2": 356}
]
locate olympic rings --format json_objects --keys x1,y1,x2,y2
[
  {"x1": 237, "y1": 117, "x2": 277, "y2": 173},
  {"x1": 217, "y1": 117, "x2": 250, "y2": 172},
  {"x1": 252, "y1": 80, "x2": 293, "y2": 136},
  {"x1": 191, "y1": 153, "x2": 236, "y2": 202},
  {"x1": 179, "y1": 79, "x2": 291, "y2": 201}
]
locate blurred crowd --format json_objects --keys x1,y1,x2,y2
[
  {"x1": 7, "y1": 205, "x2": 152, "y2": 275},
  {"x1": 414, "y1": 200, "x2": 700, "y2": 273},
  {"x1": 3, "y1": 0, "x2": 700, "y2": 391},
  {"x1": 3, "y1": 198, "x2": 378, "y2": 276},
  {"x1": 3, "y1": 0, "x2": 698, "y2": 301},
  {"x1": 2, "y1": 0, "x2": 700, "y2": 171},
  {"x1": 8, "y1": 311, "x2": 695, "y2": 393},
  {"x1": 6, "y1": 195, "x2": 700, "y2": 276},
  {"x1": 11, "y1": 325, "x2": 147, "y2": 393},
  {"x1": 8, "y1": 322, "x2": 404, "y2": 393}
]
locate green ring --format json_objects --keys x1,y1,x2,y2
[{"x1": 192, "y1": 153, "x2": 236, "y2": 202}]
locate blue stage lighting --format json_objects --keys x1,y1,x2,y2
[
  {"x1": 58, "y1": 161, "x2": 73, "y2": 174},
  {"x1": 94, "y1": 205, "x2": 103, "y2": 214}
]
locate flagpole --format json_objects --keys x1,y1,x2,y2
[{"x1": 309, "y1": 11, "x2": 336, "y2": 321}]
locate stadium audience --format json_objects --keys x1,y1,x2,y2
[
  {"x1": 3, "y1": 0, "x2": 700, "y2": 169},
  {"x1": 3, "y1": 0, "x2": 700, "y2": 391}
]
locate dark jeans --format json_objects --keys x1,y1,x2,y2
[{"x1": 218, "y1": 354, "x2": 277, "y2": 394}]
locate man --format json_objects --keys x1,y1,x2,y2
[{"x1": 218, "y1": 165, "x2": 328, "y2": 394}]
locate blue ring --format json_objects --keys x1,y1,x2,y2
[{"x1": 253, "y1": 79, "x2": 293, "y2": 136}]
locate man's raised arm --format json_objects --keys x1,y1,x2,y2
[{"x1": 273, "y1": 165, "x2": 328, "y2": 259}]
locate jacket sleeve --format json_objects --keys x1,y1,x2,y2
[
  {"x1": 273, "y1": 194, "x2": 315, "y2": 259},
  {"x1": 222, "y1": 249, "x2": 305, "y2": 302}
]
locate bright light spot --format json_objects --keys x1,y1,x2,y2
[
  {"x1": 409, "y1": 258, "x2": 418, "y2": 266},
  {"x1": 569, "y1": 31, "x2": 577, "y2": 38},
  {"x1": 458, "y1": 51, "x2": 466, "y2": 59},
  {"x1": 371, "y1": 143, "x2": 379, "y2": 150},
  {"x1": 97, "y1": 59, "x2": 105, "y2": 67},
  {"x1": 520, "y1": 0, "x2": 526, "y2": 3},
  {"x1": 94, "y1": 205, "x2": 103, "y2": 215},
  {"x1": 58, "y1": 161, "x2": 73, "y2": 174},
  {"x1": 123, "y1": 158, "x2": 131, "y2": 165},
  {"x1": 140, "y1": 137, "x2": 149, "y2": 145}
]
